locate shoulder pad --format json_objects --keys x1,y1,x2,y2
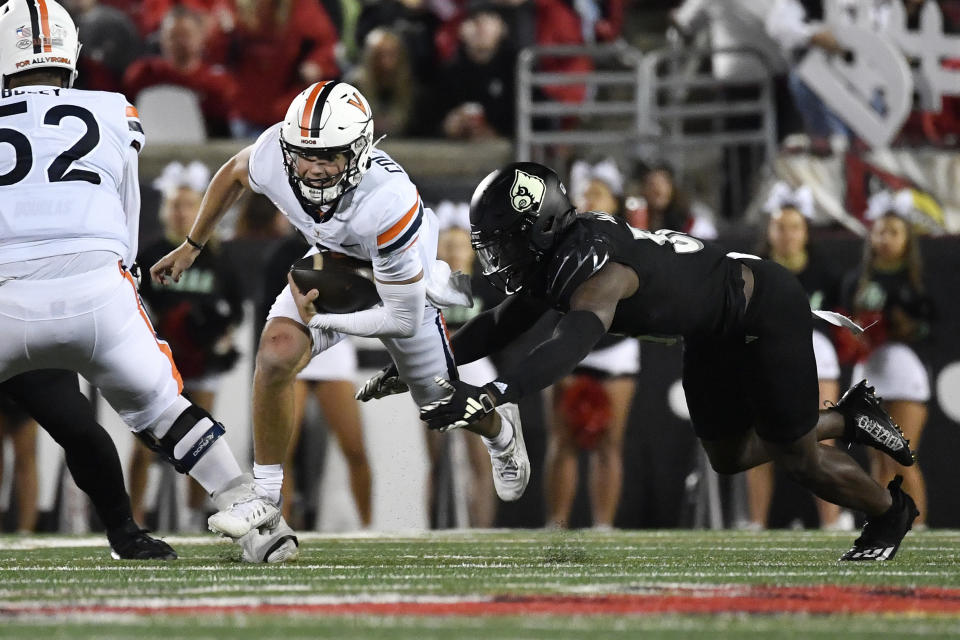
[
  {"x1": 545, "y1": 231, "x2": 612, "y2": 309},
  {"x1": 377, "y1": 193, "x2": 423, "y2": 256}
]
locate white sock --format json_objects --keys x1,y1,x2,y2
[
  {"x1": 187, "y1": 439, "x2": 243, "y2": 494},
  {"x1": 253, "y1": 463, "x2": 284, "y2": 504},
  {"x1": 482, "y1": 417, "x2": 514, "y2": 452}
]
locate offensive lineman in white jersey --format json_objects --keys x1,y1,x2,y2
[
  {"x1": 0, "y1": 0, "x2": 293, "y2": 562},
  {"x1": 151, "y1": 80, "x2": 530, "y2": 543}
]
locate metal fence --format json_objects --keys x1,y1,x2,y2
[{"x1": 516, "y1": 43, "x2": 779, "y2": 217}]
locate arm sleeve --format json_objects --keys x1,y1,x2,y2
[
  {"x1": 119, "y1": 144, "x2": 141, "y2": 267},
  {"x1": 449, "y1": 294, "x2": 554, "y2": 365},
  {"x1": 765, "y1": 0, "x2": 815, "y2": 53},
  {"x1": 308, "y1": 277, "x2": 426, "y2": 338},
  {"x1": 493, "y1": 310, "x2": 608, "y2": 403}
]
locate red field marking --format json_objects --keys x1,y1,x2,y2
[{"x1": 4, "y1": 585, "x2": 960, "y2": 618}]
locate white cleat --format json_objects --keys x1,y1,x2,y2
[
  {"x1": 489, "y1": 403, "x2": 530, "y2": 502},
  {"x1": 239, "y1": 516, "x2": 299, "y2": 564},
  {"x1": 208, "y1": 475, "x2": 280, "y2": 539}
]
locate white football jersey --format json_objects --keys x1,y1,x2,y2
[
  {"x1": 0, "y1": 86, "x2": 144, "y2": 265},
  {"x1": 248, "y1": 123, "x2": 436, "y2": 283}
]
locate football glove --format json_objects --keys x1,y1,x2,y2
[
  {"x1": 356, "y1": 363, "x2": 408, "y2": 402},
  {"x1": 419, "y1": 376, "x2": 504, "y2": 432}
]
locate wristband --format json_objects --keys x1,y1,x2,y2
[{"x1": 185, "y1": 235, "x2": 204, "y2": 251}]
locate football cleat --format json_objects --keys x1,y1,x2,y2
[
  {"x1": 239, "y1": 516, "x2": 300, "y2": 564},
  {"x1": 107, "y1": 520, "x2": 177, "y2": 560},
  {"x1": 830, "y1": 380, "x2": 915, "y2": 467},
  {"x1": 839, "y1": 476, "x2": 919, "y2": 561},
  {"x1": 488, "y1": 404, "x2": 530, "y2": 502},
  {"x1": 208, "y1": 475, "x2": 280, "y2": 538}
]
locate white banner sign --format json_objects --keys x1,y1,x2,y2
[
  {"x1": 797, "y1": 23, "x2": 912, "y2": 148},
  {"x1": 797, "y1": 1, "x2": 960, "y2": 148}
]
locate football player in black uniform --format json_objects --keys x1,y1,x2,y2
[
  {"x1": 0, "y1": 370, "x2": 176, "y2": 559},
  {"x1": 418, "y1": 162, "x2": 919, "y2": 561}
]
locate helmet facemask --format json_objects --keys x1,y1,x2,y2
[
  {"x1": 471, "y1": 222, "x2": 541, "y2": 294},
  {"x1": 281, "y1": 133, "x2": 369, "y2": 209}
]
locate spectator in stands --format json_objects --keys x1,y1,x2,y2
[
  {"x1": 841, "y1": 194, "x2": 933, "y2": 527},
  {"x1": 0, "y1": 402, "x2": 38, "y2": 533},
  {"x1": 356, "y1": 0, "x2": 446, "y2": 79},
  {"x1": 572, "y1": 0, "x2": 624, "y2": 43},
  {"x1": 134, "y1": 0, "x2": 234, "y2": 38},
  {"x1": 64, "y1": 0, "x2": 142, "y2": 92},
  {"x1": 639, "y1": 163, "x2": 717, "y2": 239},
  {"x1": 744, "y1": 182, "x2": 853, "y2": 531},
  {"x1": 532, "y1": 0, "x2": 593, "y2": 104},
  {"x1": 206, "y1": 0, "x2": 340, "y2": 138},
  {"x1": 671, "y1": 0, "x2": 784, "y2": 83},
  {"x1": 435, "y1": 1, "x2": 518, "y2": 139},
  {"x1": 545, "y1": 159, "x2": 638, "y2": 529},
  {"x1": 346, "y1": 28, "x2": 418, "y2": 137},
  {"x1": 765, "y1": 0, "x2": 849, "y2": 146},
  {"x1": 259, "y1": 234, "x2": 373, "y2": 531},
  {"x1": 129, "y1": 161, "x2": 244, "y2": 530},
  {"x1": 124, "y1": 6, "x2": 238, "y2": 138}
]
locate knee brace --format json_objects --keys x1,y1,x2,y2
[{"x1": 135, "y1": 404, "x2": 226, "y2": 474}]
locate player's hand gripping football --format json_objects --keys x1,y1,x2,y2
[
  {"x1": 150, "y1": 242, "x2": 202, "y2": 286},
  {"x1": 356, "y1": 363, "x2": 409, "y2": 402},
  {"x1": 287, "y1": 273, "x2": 320, "y2": 325},
  {"x1": 420, "y1": 377, "x2": 502, "y2": 432}
]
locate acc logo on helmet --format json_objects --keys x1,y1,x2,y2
[{"x1": 510, "y1": 169, "x2": 545, "y2": 214}]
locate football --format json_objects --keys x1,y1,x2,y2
[{"x1": 289, "y1": 252, "x2": 381, "y2": 314}]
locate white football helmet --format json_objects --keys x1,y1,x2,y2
[
  {"x1": 0, "y1": 0, "x2": 80, "y2": 89},
  {"x1": 280, "y1": 80, "x2": 374, "y2": 213}
]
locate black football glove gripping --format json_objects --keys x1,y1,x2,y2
[{"x1": 420, "y1": 377, "x2": 504, "y2": 432}]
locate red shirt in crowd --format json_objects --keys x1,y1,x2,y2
[
  {"x1": 535, "y1": 0, "x2": 593, "y2": 104},
  {"x1": 206, "y1": 0, "x2": 340, "y2": 130},
  {"x1": 123, "y1": 58, "x2": 238, "y2": 135}
]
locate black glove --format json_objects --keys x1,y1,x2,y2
[
  {"x1": 419, "y1": 376, "x2": 504, "y2": 432},
  {"x1": 356, "y1": 363, "x2": 408, "y2": 402}
]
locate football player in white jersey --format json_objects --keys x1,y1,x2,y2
[
  {"x1": 0, "y1": 0, "x2": 292, "y2": 559},
  {"x1": 151, "y1": 81, "x2": 530, "y2": 542}
]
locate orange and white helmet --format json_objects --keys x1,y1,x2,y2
[
  {"x1": 280, "y1": 81, "x2": 375, "y2": 211},
  {"x1": 0, "y1": 0, "x2": 80, "y2": 89}
]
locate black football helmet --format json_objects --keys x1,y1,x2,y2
[{"x1": 469, "y1": 162, "x2": 576, "y2": 293}]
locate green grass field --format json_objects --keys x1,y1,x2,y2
[{"x1": 1, "y1": 529, "x2": 958, "y2": 639}]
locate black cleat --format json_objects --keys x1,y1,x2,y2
[
  {"x1": 839, "y1": 476, "x2": 919, "y2": 561},
  {"x1": 831, "y1": 380, "x2": 915, "y2": 467},
  {"x1": 107, "y1": 520, "x2": 178, "y2": 560}
]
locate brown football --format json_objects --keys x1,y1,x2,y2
[{"x1": 289, "y1": 252, "x2": 381, "y2": 314}]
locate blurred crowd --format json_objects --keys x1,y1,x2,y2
[{"x1": 65, "y1": 0, "x2": 624, "y2": 140}]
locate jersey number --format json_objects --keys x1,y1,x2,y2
[
  {"x1": 0, "y1": 101, "x2": 101, "y2": 187},
  {"x1": 590, "y1": 212, "x2": 704, "y2": 255},
  {"x1": 629, "y1": 227, "x2": 704, "y2": 254}
]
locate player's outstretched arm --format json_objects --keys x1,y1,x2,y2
[
  {"x1": 448, "y1": 295, "x2": 554, "y2": 367},
  {"x1": 150, "y1": 146, "x2": 254, "y2": 285},
  {"x1": 421, "y1": 262, "x2": 638, "y2": 431}
]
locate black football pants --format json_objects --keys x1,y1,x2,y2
[{"x1": 0, "y1": 369, "x2": 133, "y2": 530}]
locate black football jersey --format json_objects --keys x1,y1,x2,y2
[{"x1": 527, "y1": 212, "x2": 744, "y2": 340}]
